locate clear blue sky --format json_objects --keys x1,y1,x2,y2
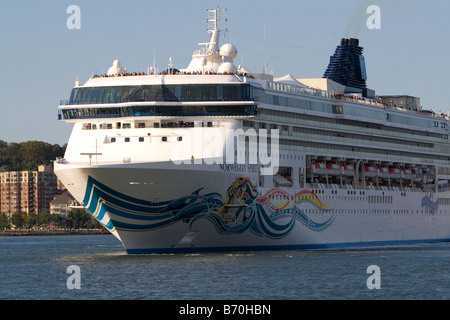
[{"x1": 1, "y1": 0, "x2": 449, "y2": 145}]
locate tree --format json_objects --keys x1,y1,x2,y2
[
  {"x1": 86, "y1": 216, "x2": 102, "y2": 229},
  {"x1": 0, "y1": 213, "x2": 10, "y2": 229},
  {"x1": 36, "y1": 211, "x2": 51, "y2": 226},
  {"x1": 67, "y1": 209, "x2": 89, "y2": 228},
  {"x1": 50, "y1": 213, "x2": 63, "y2": 225},
  {"x1": 25, "y1": 212, "x2": 37, "y2": 228},
  {"x1": 10, "y1": 212, "x2": 25, "y2": 228},
  {"x1": 66, "y1": 209, "x2": 102, "y2": 229},
  {"x1": 0, "y1": 140, "x2": 66, "y2": 171}
]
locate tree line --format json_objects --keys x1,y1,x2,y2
[
  {"x1": 0, "y1": 209, "x2": 102, "y2": 230},
  {"x1": 0, "y1": 140, "x2": 66, "y2": 171}
]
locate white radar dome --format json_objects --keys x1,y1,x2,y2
[
  {"x1": 219, "y1": 43, "x2": 238, "y2": 61},
  {"x1": 218, "y1": 62, "x2": 237, "y2": 74},
  {"x1": 107, "y1": 59, "x2": 126, "y2": 76}
]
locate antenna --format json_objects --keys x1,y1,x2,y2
[
  {"x1": 199, "y1": 7, "x2": 228, "y2": 56},
  {"x1": 263, "y1": 20, "x2": 267, "y2": 72},
  {"x1": 153, "y1": 49, "x2": 158, "y2": 76},
  {"x1": 206, "y1": 7, "x2": 227, "y2": 34},
  {"x1": 168, "y1": 57, "x2": 174, "y2": 73}
]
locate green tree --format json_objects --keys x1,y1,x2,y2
[
  {"x1": 67, "y1": 209, "x2": 89, "y2": 228},
  {"x1": 25, "y1": 212, "x2": 37, "y2": 228},
  {"x1": 67, "y1": 209, "x2": 102, "y2": 229},
  {"x1": 36, "y1": 211, "x2": 51, "y2": 226},
  {"x1": 10, "y1": 212, "x2": 25, "y2": 228},
  {"x1": 86, "y1": 215, "x2": 102, "y2": 229},
  {"x1": 0, "y1": 213, "x2": 10, "y2": 229},
  {"x1": 0, "y1": 140, "x2": 66, "y2": 171},
  {"x1": 50, "y1": 213, "x2": 63, "y2": 225}
]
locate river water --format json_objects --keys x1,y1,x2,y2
[{"x1": 1, "y1": 235, "x2": 449, "y2": 301}]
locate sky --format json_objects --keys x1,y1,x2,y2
[{"x1": 0, "y1": 0, "x2": 449, "y2": 145}]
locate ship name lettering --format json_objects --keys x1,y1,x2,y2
[{"x1": 218, "y1": 163, "x2": 258, "y2": 173}]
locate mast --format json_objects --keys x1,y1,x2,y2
[
  {"x1": 185, "y1": 7, "x2": 232, "y2": 73},
  {"x1": 205, "y1": 7, "x2": 227, "y2": 55}
]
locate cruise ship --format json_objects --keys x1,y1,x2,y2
[{"x1": 54, "y1": 8, "x2": 450, "y2": 254}]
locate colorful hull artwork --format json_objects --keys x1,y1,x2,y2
[{"x1": 83, "y1": 175, "x2": 335, "y2": 240}]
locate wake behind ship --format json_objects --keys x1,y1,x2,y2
[{"x1": 54, "y1": 8, "x2": 450, "y2": 254}]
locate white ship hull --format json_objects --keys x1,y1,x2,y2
[
  {"x1": 54, "y1": 162, "x2": 450, "y2": 254},
  {"x1": 54, "y1": 8, "x2": 450, "y2": 254}
]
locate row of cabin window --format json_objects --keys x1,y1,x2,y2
[
  {"x1": 82, "y1": 121, "x2": 214, "y2": 130},
  {"x1": 83, "y1": 123, "x2": 132, "y2": 130},
  {"x1": 110, "y1": 136, "x2": 182, "y2": 143}
]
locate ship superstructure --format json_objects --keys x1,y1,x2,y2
[{"x1": 54, "y1": 8, "x2": 450, "y2": 253}]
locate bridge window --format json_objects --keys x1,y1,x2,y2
[{"x1": 68, "y1": 84, "x2": 253, "y2": 105}]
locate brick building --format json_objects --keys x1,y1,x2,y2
[{"x1": 0, "y1": 165, "x2": 58, "y2": 216}]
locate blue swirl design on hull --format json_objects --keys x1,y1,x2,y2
[{"x1": 82, "y1": 175, "x2": 335, "y2": 238}]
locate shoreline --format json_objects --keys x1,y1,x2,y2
[{"x1": 0, "y1": 228, "x2": 110, "y2": 237}]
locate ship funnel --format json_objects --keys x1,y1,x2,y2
[{"x1": 323, "y1": 38, "x2": 367, "y2": 89}]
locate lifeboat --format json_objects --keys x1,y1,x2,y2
[
  {"x1": 364, "y1": 166, "x2": 377, "y2": 177},
  {"x1": 389, "y1": 168, "x2": 401, "y2": 179},
  {"x1": 326, "y1": 163, "x2": 341, "y2": 175},
  {"x1": 379, "y1": 167, "x2": 389, "y2": 178},
  {"x1": 403, "y1": 169, "x2": 413, "y2": 179},
  {"x1": 342, "y1": 164, "x2": 354, "y2": 176}
]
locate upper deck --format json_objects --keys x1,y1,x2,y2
[
  {"x1": 57, "y1": 8, "x2": 449, "y2": 136},
  {"x1": 58, "y1": 70, "x2": 450, "y2": 137}
]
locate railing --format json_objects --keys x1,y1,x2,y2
[{"x1": 267, "y1": 81, "x2": 332, "y2": 99}]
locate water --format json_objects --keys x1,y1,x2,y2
[{"x1": 0, "y1": 235, "x2": 449, "y2": 300}]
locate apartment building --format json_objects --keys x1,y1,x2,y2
[{"x1": 0, "y1": 165, "x2": 58, "y2": 216}]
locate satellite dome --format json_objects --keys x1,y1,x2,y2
[
  {"x1": 219, "y1": 43, "x2": 238, "y2": 61},
  {"x1": 218, "y1": 62, "x2": 237, "y2": 74},
  {"x1": 107, "y1": 59, "x2": 126, "y2": 76}
]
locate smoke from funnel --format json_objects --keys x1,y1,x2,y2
[{"x1": 344, "y1": 0, "x2": 373, "y2": 38}]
